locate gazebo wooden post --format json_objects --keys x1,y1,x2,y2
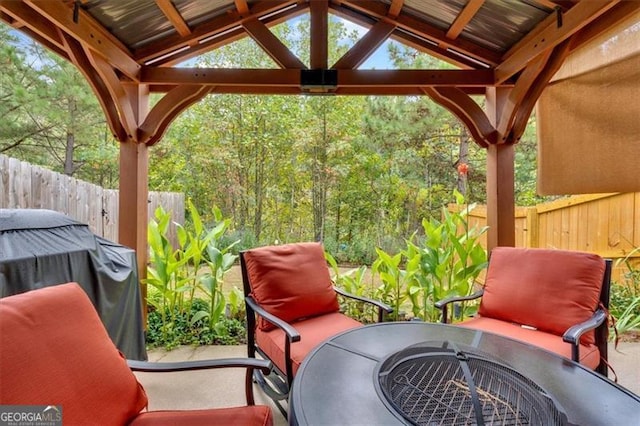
[
  {"x1": 118, "y1": 85, "x2": 150, "y2": 306},
  {"x1": 485, "y1": 87, "x2": 516, "y2": 251},
  {"x1": 486, "y1": 143, "x2": 516, "y2": 250}
]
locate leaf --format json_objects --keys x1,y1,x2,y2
[
  {"x1": 188, "y1": 198, "x2": 204, "y2": 237},
  {"x1": 199, "y1": 274, "x2": 216, "y2": 293},
  {"x1": 190, "y1": 310, "x2": 209, "y2": 325}
]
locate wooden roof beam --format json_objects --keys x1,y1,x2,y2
[
  {"x1": 141, "y1": 67, "x2": 302, "y2": 87},
  {"x1": 496, "y1": 0, "x2": 619, "y2": 83},
  {"x1": 422, "y1": 87, "x2": 496, "y2": 147},
  {"x1": 0, "y1": 1, "x2": 65, "y2": 51},
  {"x1": 139, "y1": 85, "x2": 211, "y2": 146},
  {"x1": 134, "y1": 0, "x2": 299, "y2": 63},
  {"x1": 535, "y1": 1, "x2": 575, "y2": 11},
  {"x1": 496, "y1": 50, "x2": 552, "y2": 140},
  {"x1": 83, "y1": 46, "x2": 139, "y2": 140},
  {"x1": 235, "y1": 0, "x2": 250, "y2": 16},
  {"x1": 387, "y1": 0, "x2": 404, "y2": 18},
  {"x1": 335, "y1": 0, "x2": 501, "y2": 66},
  {"x1": 140, "y1": 67, "x2": 495, "y2": 88},
  {"x1": 568, "y1": 1, "x2": 640, "y2": 54},
  {"x1": 24, "y1": 0, "x2": 141, "y2": 81},
  {"x1": 445, "y1": 0, "x2": 485, "y2": 42},
  {"x1": 330, "y1": 4, "x2": 481, "y2": 69},
  {"x1": 508, "y1": 39, "x2": 572, "y2": 143},
  {"x1": 309, "y1": 0, "x2": 328, "y2": 69},
  {"x1": 60, "y1": 31, "x2": 126, "y2": 141},
  {"x1": 155, "y1": 0, "x2": 192, "y2": 39},
  {"x1": 243, "y1": 18, "x2": 307, "y2": 69},
  {"x1": 147, "y1": 3, "x2": 308, "y2": 67},
  {"x1": 338, "y1": 69, "x2": 494, "y2": 87},
  {"x1": 332, "y1": 20, "x2": 396, "y2": 69}
]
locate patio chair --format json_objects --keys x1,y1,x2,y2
[
  {"x1": 0, "y1": 282, "x2": 274, "y2": 426},
  {"x1": 435, "y1": 247, "x2": 612, "y2": 376},
  {"x1": 240, "y1": 242, "x2": 392, "y2": 416}
]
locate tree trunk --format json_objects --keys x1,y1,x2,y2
[
  {"x1": 312, "y1": 102, "x2": 328, "y2": 242},
  {"x1": 64, "y1": 98, "x2": 76, "y2": 176}
]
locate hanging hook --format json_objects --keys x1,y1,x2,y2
[
  {"x1": 555, "y1": 6, "x2": 563, "y2": 28},
  {"x1": 73, "y1": 1, "x2": 80, "y2": 24}
]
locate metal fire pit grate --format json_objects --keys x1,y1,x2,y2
[{"x1": 376, "y1": 341, "x2": 567, "y2": 426}]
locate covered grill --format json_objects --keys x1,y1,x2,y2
[{"x1": 376, "y1": 341, "x2": 568, "y2": 426}]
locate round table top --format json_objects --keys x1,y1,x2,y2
[{"x1": 290, "y1": 322, "x2": 640, "y2": 425}]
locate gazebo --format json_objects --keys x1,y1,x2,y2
[{"x1": 2, "y1": 0, "x2": 638, "y2": 288}]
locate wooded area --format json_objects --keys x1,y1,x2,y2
[{"x1": 0, "y1": 154, "x2": 184, "y2": 244}]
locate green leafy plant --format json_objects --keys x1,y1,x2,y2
[
  {"x1": 611, "y1": 247, "x2": 640, "y2": 337},
  {"x1": 331, "y1": 191, "x2": 488, "y2": 324},
  {"x1": 372, "y1": 248, "x2": 412, "y2": 321},
  {"x1": 144, "y1": 201, "x2": 240, "y2": 348},
  {"x1": 145, "y1": 206, "x2": 192, "y2": 343},
  {"x1": 191, "y1": 206, "x2": 240, "y2": 332},
  {"x1": 327, "y1": 251, "x2": 378, "y2": 323},
  {"x1": 146, "y1": 298, "x2": 246, "y2": 350},
  {"x1": 405, "y1": 190, "x2": 488, "y2": 322}
]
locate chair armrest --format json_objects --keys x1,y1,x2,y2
[
  {"x1": 245, "y1": 296, "x2": 301, "y2": 343},
  {"x1": 334, "y1": 286, "x2": 393, "y2": 322},
  {"x1": 127, "y1": 358, "x2": 272, "y2": 374},
  {"x1": 128, "y1": 357, "x2": 272, "y2": 406},
  {"x1": 562, "y1": 308, "x2": 607, "y2": 362},
  {"x1": 434, "y1": 289, "x2": 484, "y2": 324}
]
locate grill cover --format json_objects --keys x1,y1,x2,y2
[{"x1": 0, "y1": 209, "x2": 146, "y2": 360}]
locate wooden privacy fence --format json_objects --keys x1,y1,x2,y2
[
  {"x1": 451, "y1": 192, "x2": 640, "y2": 283},
  {"x1": 0, "y1": 155, "x2": 184, "y2": 245}
]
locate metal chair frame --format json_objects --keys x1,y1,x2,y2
[{"x1": 240, "y1": 250, "x2": 392, "y2": 417}]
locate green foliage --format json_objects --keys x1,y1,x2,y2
[
  {"x1": 331, "y1": 191, "x2": 488, "y2": 324},
  {"x1": 326, "y1": 252, "x2": 378, "y2": 323},
  {"x1": 372, "y1": 248, "x2": 411, "y2": 321},
  {"x1": 611, "y1": 247, "x2": 640, "y2": 336},
  {"x1": 405, "y1": 191, "x2": 488, "y2": 322},
  {"x1": 144, "y1": 202, "x2": 242, "y2": 347},
  {"x1": 146, "y1": 298, "x2": 246, "y2": 350},
  {"x1": 0, "y1": 25, "x2": 118, "y2": 184}
]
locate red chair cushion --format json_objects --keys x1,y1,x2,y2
[
  {"x1": 243, "y1": 242, "x2": 340, "y2": 331},
  {"x1": 256, "y1": 312, "x2": 362, "y2": 375},
  {"x1": 129, "y1": 406, "x2": 273, "y2": 426},
  {"x1": 460, "y1": 317, "x2": 601, "y2": 369},
  {"x1": 478, "y1": 247, "x2": 605, "y2": 345},
  {"x1": 0, "y1": 283, "x2": 148, "y2": 425}
]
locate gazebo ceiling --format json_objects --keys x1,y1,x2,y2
[{"x1": 1, "y1": 1, "x2": 635, "y2": 97}]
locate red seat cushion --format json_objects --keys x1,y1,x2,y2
[
  {"x1": 243, "y1": 242, "x2": 340, "y2": 331},
  {"x1": 0, "y1": 283, "x2": 148, "y2": 425},
  {"x1": 256, "y1": 312, "x2": 362, "y2": 375},
  {"x1": 459, "y1": 317, "x2": 601, "y2": 369},
  {"x1": 479, "y1": 247, "x2": 605, "y2": 345},
  {"x1": 129, "y1": 406, "x2": 273, "y2": 426}
]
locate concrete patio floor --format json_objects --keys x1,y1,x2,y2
[{"x1": 134, "y1": 342, "x2": 639, "y2": 425}]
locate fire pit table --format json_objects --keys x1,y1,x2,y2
[{"x1": 289, "y1": 322, "x2": 640, "y2": 425}]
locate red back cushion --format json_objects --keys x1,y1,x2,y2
[
  {"x1": 243, "y1": 242, "x2": 340, "y2": 331},
  {"x1": 0, "y1": 283, "x2": 148, "y2": 425},
  {"x1": 478, "y1": 247, "x2": 605, "y2": 345}
]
